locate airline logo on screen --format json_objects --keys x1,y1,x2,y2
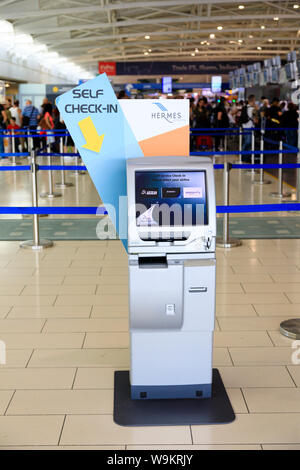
[{"x1": 151, "y1": 102, "x2": 183, "y2": 124}]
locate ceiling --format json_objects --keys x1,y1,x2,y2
[{"x1": 2, "y1": 0, "x2": 300, "y2": 75}]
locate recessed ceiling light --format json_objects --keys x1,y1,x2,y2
[
  {"x1": 273, "y1": 16, "x2": 279, "y2": 21},
  {"x1": 217, "y1": 26, "x2": 223, "y2": 30},
  {"x1": 238, "y1": 39, "x2": 243, "y2": 43},
  {"x1": 268, "y1": 38, "x2": 273, "y2": 42},
  {"x1": 144, "y1": 51, "x2": 149, "y2": 55},
  {"x1": 144, "y1": 35, "x2": 150, "y2": 39},
  {"x1": 261, "y1": 25, "x2": 265, "y2": 29},
  {"x1": 257, "y1": 46, "x2": 262, "y2": 50},
  {"x1": 238, "y1": 5, "x2": 245, "y2": 9},
  {"x1": 249, "y1": 34, "x2": 254, "y2": 38},
  {"x1": 200, "y1": 41, "x2": 205, "y2": 45},
  {"x1": 294, "y1": 4, "x2": 299, "y2": 8},
  {"x1": 148, "y1": 49, "x2": 152, "y2": 52},
  {"x1": 191, "y1": 52, "x2": 195, "y2": 56},
  {"x1": 195, "y1": 48, "x2": 199, "y2": 52},
  {"x1": 209, "y1": 33, "x2": 215, "y2": 39},
  {"x1": 206, "y1": 42, "x2": 210, "y2": 45}
]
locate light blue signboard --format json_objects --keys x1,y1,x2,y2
[{"x1": 56, "y1": 73, "x2": 143, "y2": 250}]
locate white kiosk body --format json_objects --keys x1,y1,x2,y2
[{"x1": 127, "y1": 156, "x2": 216, "y2": 400}]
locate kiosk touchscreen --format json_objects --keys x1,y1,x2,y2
[{"x1": 126, "y1": 157, "x2": 216, "y2": 400}]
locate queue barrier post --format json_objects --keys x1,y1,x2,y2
[
  {"x1": 216, "y1": 161, "x2": 242, "y2": 249},
  {"x1": 11, "y1": 130, "x2": 19, "y2": 167},
  {"x1": 253, "y1": 130, "x2": 271, "y2": 185},
  {"x1": 70, "y1": 146, "x2": 86, "y2": 176},
  {"x1": 269, "y1": 140, "x2": 291, "y2": 199},
  {"x1": 40, "y1": 144, "x2": 62, "y2": 199},
  {"x1": 20, "y1": 149, "x2": 53, "y2": 250},
  {"x1": 238, "y1": 127, "x2": 242, "y2": 164},
  {"x1": 55, "y1": 137, "x2": 74, "y2": 189}
]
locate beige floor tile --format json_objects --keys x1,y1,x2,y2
[
  {"x1": 254, "y1": 304, "x2": 300, "y2": 317},
  {"x1": 91, "y1": 306, "x2": 128, "y2": 318},
  {"x1": 98, "y1": 276, "x2": 128, "y2": 285},
  {"x1": 271, "y1": 274, "x2": 300, "y2": 283},
  {"x1": 286, "y1": 293, "x2": 300, "y2": 303},
  {"x1": 0, "y1": 268, "x2": 36, "y2": 276},
  {"x1": 267, "y1": 331, "x2": 295, "y2": 347},
  {"x1": 243, "y1": 283, "x2": 300, "y2": 293},
  {"x1": 219, "y1": 366, "x2": 294, "y2": 388},
  {"x1": 0, "y1": 367, "x2": 76, "y2": 390},
  {"x1": 8, "y1": 306, "x2": 91, "y2": 319},
  {"x1": 101, "y1": 267, "x2": 127, "y2": 276},
  {"x1": 0, "y1": 350, "x2": 33, "y2": 368},
  {"x1": 258, "y1": 258, "x2": 298, "y2": 266},
  {"x1": 0, "y1": 285, "x2": 25, "y2": 295},
  {"x1": 243, "y1": 388, "x2": 300, "y2": 412},
  {"x1": 127, "y1": 444, "x2": 261, "y2": 450},
  {"x1": 43, "y1": 319, "x2": 128, "y2": 333},
  {"x1": 74, "y1": 368, "x2": 122, "y2": 389},
  {"x1": 232, "y1": 266, "x2": 300, "y2": 274},
  {"x1": 0, "y1": 333, "x2": 84, "y2": 349},
  {"x1": 35, "y1": 267, "x2": 101, "y2": 276},
  {"x1": 214, "y1": 331, "x2": 273, "y2": 347},
  {"x1": 216, "y1": 273, "x2": 274, "y2": 283},
  {"x1": 192, "y1": 413, "x2": 300, "y2": 444},
  {"x1": 0, "y1": 276, "x2": 65, "y2": 286},
  {"x1": 0, "y1": 416, "x2": 64, "y2": 445},
  {"x1": 227, "y1": 388, "x2": 248, "y2": 414},
  {"x1": 218, "y1": 317, "x2": 283, "y2": 331},
  {"x1": 287, "y1": 366, "x2": 300, "y2": 387},
  {"x1": 216, "y1": 304, "x2": 257, "y2": 317},
  {"x1": 84, "y1": 333, "x2": 129, "y2": 349},
  {"x1": 213, "y1": 348, "x2": 232, "y2": 366},
  {"x1": 62, "y1": 276, "x2": 109, "y2": 285},
  {"x1": 0, "y1": 296, "x2": 56, "y2": 307},
  {"x1": 55, "y1": 294, "x2": 127, "y2": 307},
  {"x1": 60, "y1": 414, "x2": 192, "y2": 446},
  {"x1": 96, "y1": 285, "x2": 128, "y2": 295},
  {"x1": 0, "y1": 391, "x2": 14, "y2": 414},
  {"x1": 21, "y1": 285, "x2": 96, "y2": 296},
  {"x1": 216, "y1": 293, "x2": 289, "y2": 305},
  {"x1": 7, "y1": 389, "x2": 113, "y2": 415},
  {"x1": 0, "y1": 319, "x2": 45, "y2": 333},
  {"x1": 225, "y1": 259, "x2": 262, "y2": 267},
  {"x1": 28, "y1": 348, "x2": 130, "y2": 368},
  {"x1": 230, "y1": 347, "x2": 294, "y2": 366},
  {"x1": 216, "y1": 284, "x2": 244, "y2": 294},
  {"x1": 262, "y1": 444, "x2": 300, "y2": 450},
  {"x1": 0, "y1": 307, "x2": 13, "y2": 319}
]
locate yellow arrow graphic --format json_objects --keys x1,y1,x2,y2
[{"x1": 78, "y1": 116, "x2": 104, "y2": 153}]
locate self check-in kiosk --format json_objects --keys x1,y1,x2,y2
[
  {"x1": 127, "y1": 156, "x2": 216, "y2": 400},
  {"x1": 113, "y1": 156, "x2": 234, "y2": 427}
]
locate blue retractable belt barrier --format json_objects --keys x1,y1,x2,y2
[
  {"x1": 191, "y1": 149, "x2": 298, "y2": 156},
  {"x1": 0, "y1": 204, "x2": 300, "y2": 215}
]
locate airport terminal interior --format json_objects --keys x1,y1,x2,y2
[{"x1": 1, "y1": 0, "x2": 300, "y2": 452}]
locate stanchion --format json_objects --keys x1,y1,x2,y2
[
  {"x1": 20, "y1": 149, "x2": 53, "y2": 250},
  {"x1": 245, "y1": 130, "x2": 256, "y2": 175},
  {"x1": 40, "y1": 144, "x2": 62, "y2": 199},
  {"x1": 269, "y1": 141, "x2": 291, "y2": 198},
  {"x1": 238, "y1": 127, "x2": 242, "y2": 164},
  {"x1": 253, "y1": 131, "x2": 271, "y2": 185},
  {"x1": 70, "y1": 146, "x2": 86, "y2": 176},
  {"x1": 216, "y1": 161, "x2": 242, "y2": 248},
  {"x1": 55, "y1": 137, "x2": 74, "y2": 189},
  {"x1": 10, "y1": 131, "x2": 21, "y2": 166}
]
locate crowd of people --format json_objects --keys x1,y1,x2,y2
[
  {"x1": 0, "y1": 97, "x2": 73, "y2": 158},
  {"x1": 190, "y1": 95, "x2": 299, "y2": 155},
  {"x1": 0, "y1": 94, "x2": 298, "y2": 160}
]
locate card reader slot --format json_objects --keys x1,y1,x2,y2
[{"x1": 138, "y1": 256, "x2": 167, "y2": 268}]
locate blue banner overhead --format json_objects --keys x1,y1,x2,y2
[{"x1": 116, "y1": 61, "x2": 255, "y2": 76}]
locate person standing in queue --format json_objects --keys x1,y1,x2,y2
[
  {"x1": 213, "y1": 97, "x2": 229, "y2": 151},
  {"x1": 22, "y1": 100, "x2": 40, "y2": 150}
]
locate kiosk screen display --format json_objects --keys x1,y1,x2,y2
[{"x1": 135, "y1": 170, "x2": 208, "y2": 227}]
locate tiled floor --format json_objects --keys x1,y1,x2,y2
[{"x1": 0, "y1": 239, "x2": 299, "y2": 449}]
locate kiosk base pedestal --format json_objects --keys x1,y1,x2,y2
[{"x1": 113, "y1": 369, "x2": 235, "y2": 426}]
